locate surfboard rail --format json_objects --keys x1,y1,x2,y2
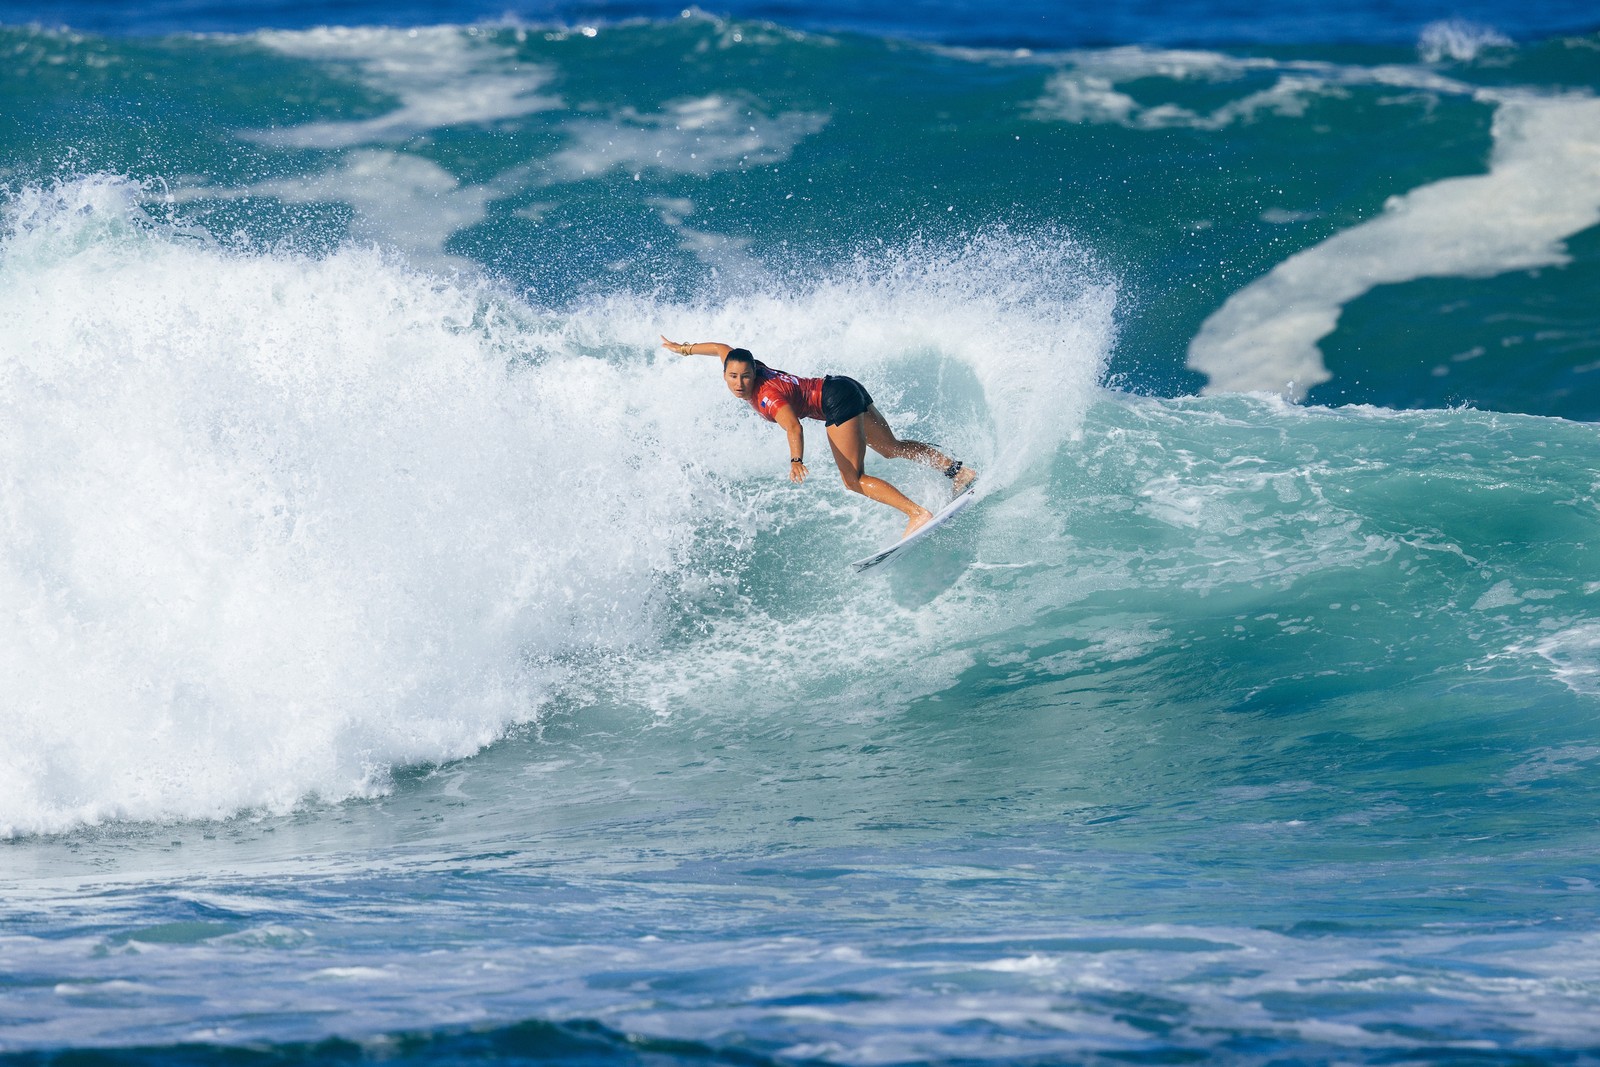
[{"x1": 850, "y1": 485, "x2": 978, "y2": 572}]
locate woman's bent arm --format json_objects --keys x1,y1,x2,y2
[{"x1": 773, "y1": 405, "x2": 808, "y2": 483}]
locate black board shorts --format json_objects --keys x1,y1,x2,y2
[{"x1": 821, "y1": 375, "x2": 874, "y2": 426}]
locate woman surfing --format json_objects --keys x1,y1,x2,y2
[{"x1": 661, "y1": 336, "x2": 977, "y2": 538}]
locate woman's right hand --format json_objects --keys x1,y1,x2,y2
[{"x1": 660, "y1": 335, "x2": 689, "y2": 355}]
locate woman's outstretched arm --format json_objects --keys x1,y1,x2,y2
[{"x1": 660, "y1": 335, "x2": 732, "y2": 359}]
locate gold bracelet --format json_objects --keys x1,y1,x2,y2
[{"x1": 681, "y1": 343, "x2": 692, "y2": 355}]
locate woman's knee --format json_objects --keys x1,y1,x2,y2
[{"x1": 839, "y1": 471, "x2": 864, "y2": 493}]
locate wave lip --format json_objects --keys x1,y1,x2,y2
[{"x1": 1417, "y1": 19, "x2": 1513, "y2": 63}]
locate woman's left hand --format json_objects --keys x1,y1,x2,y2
[{"x1": 789, "y1": 461, "x2": 808, "y2": 484}]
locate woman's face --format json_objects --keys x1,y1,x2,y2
[{"x1": 723, "y1": 360, "x2": 757, "y2": 400}]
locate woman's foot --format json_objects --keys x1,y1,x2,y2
[
  {"x1": 903, "y1": 508, "x2": 934, "y2": 539},
  {"x1": 951, "y1": 463, "x2": 977, "y2": 495}
]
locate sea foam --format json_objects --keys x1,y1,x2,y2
[
  {"x1": 1417, "y1": 20, "x2": 1514, "y2": 64},
  {"x1": 0, "y1": 177, "x2": 732, "y2": 836},
  {"x1": 1188, "y1": 91, "x2": 1600, "y2": 399},
  {"x1": 246, "y1": 26, "x2": 562, "y2": 148}
]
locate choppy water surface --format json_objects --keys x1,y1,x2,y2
[{"x1": 3, "y1": 2, "x2": 1600, "y2": 1063}]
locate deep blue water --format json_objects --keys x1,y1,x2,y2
[
  {"x1": 3, "y1": 0, "x2": 1598, "y2": 45},
  {"x1": 4, "y1": 1, "x2": 1600, "y2": 1063}
]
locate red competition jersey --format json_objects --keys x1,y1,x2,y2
[{"x1": 748, "y1": 362, "x2": 825, "y2": 423}]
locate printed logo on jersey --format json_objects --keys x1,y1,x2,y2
[{"x1": 757, "y1": 371, "x2": 800, "y2": 416}]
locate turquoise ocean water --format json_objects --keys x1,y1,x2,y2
[{"x1": 4, "y1": 2, "x2": 1600, "y2": 1062}]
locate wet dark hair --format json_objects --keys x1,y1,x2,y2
[{"x1": 723, "y1": 348, "x2": 756, "y2": 368}]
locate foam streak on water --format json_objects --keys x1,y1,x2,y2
[{"x1": 1188, "y1": 91, "x2": 1600, "y2": 399}]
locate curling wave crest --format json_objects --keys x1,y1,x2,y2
[{"x1": 0, "y1": 177, "x2": 1115, "y2": 836}]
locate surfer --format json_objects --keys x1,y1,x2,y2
[{"x1": 661, "y1": 336, "x2": 977, "y2": 537}]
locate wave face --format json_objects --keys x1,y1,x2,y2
[{"x1": 3, "y1": 8, "x2": 1600, "y2": 1065}]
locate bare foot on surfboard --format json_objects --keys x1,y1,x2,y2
[
  {"x1": 903, "y1": 508, "x2": 935, "y2": 539},
  {"x1": 952, "y1": 465, "x2": 977, "y2": 496}
]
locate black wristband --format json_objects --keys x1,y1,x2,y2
[{"x1": 791, "y1": 458, "x2": 803, "y2": 463}]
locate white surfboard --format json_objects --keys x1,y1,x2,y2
[{"x1": 850, "y1": 485, "x2": 979, "y2": 572}]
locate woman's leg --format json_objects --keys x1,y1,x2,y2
[
  {"x1": 826, "y1": 413, "x2": 934, "y2": 537},
  {"x1": 861, "y1": 405, "x2": 977, "y2": 492}
]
